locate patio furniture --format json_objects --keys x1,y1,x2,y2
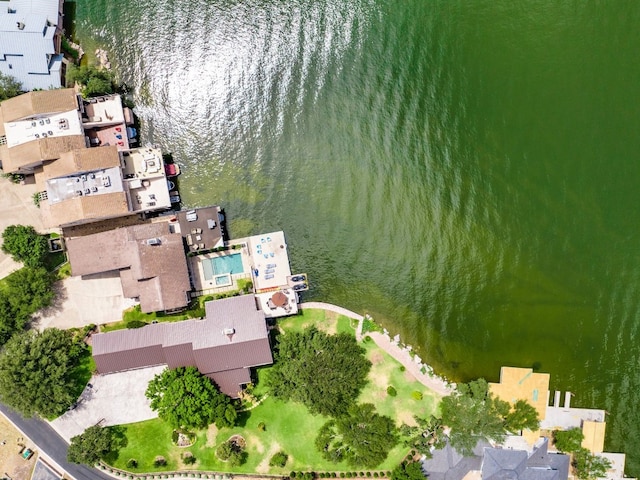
[
  {"x1": 186, "y1": 234, "x2": 193, "y2": 246},
  {"x1": 198, "y1": 243, "x2": 205, "y2": 250}
]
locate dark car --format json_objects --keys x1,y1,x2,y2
[
  {"x1": 291, "y1": 274, "x2": 306, "y2": 282},
  {"x1": 293, "y1": 283, "x2": 308, "y2": 291}
]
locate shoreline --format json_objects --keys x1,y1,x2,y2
[{"x1": 300, "y1": 302, "x2": 453, "y2": 397}]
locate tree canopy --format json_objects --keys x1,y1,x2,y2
[
  {"x1": 391, "y1": 462, "x2": 427, "y2": 480},
  {"x1": 400, "y1": 415, "x2": 446, "y2": 456},
  {"x1": 439, "y1": 379, "x2": 537, "y2": 455},
  {"x1": 573, "y1": 448, "x2": 611, "y2": 480},
  {"x1": 0, "y1": 328, "x2": 86, "y2": 417},
  {"x1": 266, "y1": 327, "x2": 371, "y2": 417},
  {"x1": 67, "y1": 65, "x2": 115, "y2": 97},
  {"x1": 1, "y1": 225, "x2": 49, "y2": 268},
  {"x1": 553, "y1": 427, "x2": 584, "y2": 453},
  {"x1": 0, "y1": 73, "x2": 22, "y2": 101},
  {"x1": 0, "y1": 267, "x2": 55, "y2": 346},
  {"x1": 315, "y1": 403, "x2": 397, "y2": 468},
  {"x1": 146, "y1": 366, "x2": 237, "y2": 429},
  {"x1": 67, "y1": 425, "x2": 115, "y2": 465},
  {"x1": 505, "y1": 399, "x2": 540, "y2": 433}
]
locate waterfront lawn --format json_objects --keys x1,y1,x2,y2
[
  {"x1": 278, "y1": 308, "x2": 356, "y2": 336},
  {"x1": 358, "y1": 338, "x2": 441, "y2": 425},
  {"x1": 106, "y1": 308, "x2": 439, "y2": 474}
]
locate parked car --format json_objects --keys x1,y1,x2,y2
[
  {"x1": 291, "y1": 274, "x2": 306, "y2": 282},
  {"x1": 293, "y1": 283, "x2": 308, "y2": 291}
]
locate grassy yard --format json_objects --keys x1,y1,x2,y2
[{"x1": 106, "y1": 308, "x2": 440, "y2": 474}]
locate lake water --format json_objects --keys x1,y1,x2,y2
[{"x1": 75, "y1": 1, "x2": 640, "y2": 473}]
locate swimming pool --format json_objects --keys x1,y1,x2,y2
[{"x1": 203, "y1": 253, "x2": 244, "y2": 281}]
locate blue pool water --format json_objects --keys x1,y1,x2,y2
[{"x1": 203, "y1": 253, "x2": 244, "y2": 281}]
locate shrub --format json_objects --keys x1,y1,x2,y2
[
  {"x1": 340, "y1": 474, "x2": 345, "y2": 478},
  {"x1": 154, "y1": 457, "x2": 166, "y2": 467},
  {"x1": 367, "y1": 473, "x2": 372, "y2": 477},
  {"x1": 126, "y1": 320, "x2": 147, "y2": 329},
  {"x1": 257, "y1": 421, "x2": 266, "y2": 431},
  {"x1": 126, "y1": 459, "x2": 138, "y2": 469},
  {"x1": 269, "y1": 451, "x2": 288, "y2": 468},
  {"x1": 373, "y1": 474, "x2": 379, "y2": 478},
  {"x1": 399, "y1": 365, "x2": 406, "y2": 372},
  {"x1": 386, "y1": 386, "x2": 397, "y2": 397},
  {"x1": 411, "y1": 391, "x2": 423, "y2": 401},
  {"x1": 183, "y1": 452, "x2": 196, "y2": 465},
  {"x1": 290, "y1": 472, "x2": 297, "y2": 478}
]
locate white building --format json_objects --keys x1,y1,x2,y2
[{"x1": 0, "y1": 0, "x2": 65, "y2": 91}]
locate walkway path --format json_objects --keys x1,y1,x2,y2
[{"x1": 300, "y1": 302, "x2": 453, "y2": 397}]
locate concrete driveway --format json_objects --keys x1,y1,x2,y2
[
  {"x1": 0, "y1": 176, "x2": 46, "y2": 279},
  {"x1": 35, "y1": 272, "x2": 138, "y2": 330},
  {"x1": 50, "y1": 365, "x2": 166, "y2": 442}
]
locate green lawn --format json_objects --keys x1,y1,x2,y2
[
  {"x1": 69, "y1": 348, "x2": 95, "y2": 400},
  {"x1": 106, "y1": 308, "x2": 441, "y2": 474}
]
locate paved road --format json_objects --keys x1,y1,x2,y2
[{"x1": 0, "y1": 403, "x2": 112, "y2": 480}]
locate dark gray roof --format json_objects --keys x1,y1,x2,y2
[
  {"x1": 423, "y1": 439, "x2": 569, "y2": 480},
  {"x1": 482, "y1": 449, "x2": 527, "y2": 480},
  {"x1": 422, "y1": 441, "x2": 489, "y2": 480},
  {"x1": 92, "y1": 294, "x2": 273, "y2": 397},
  {"x1": 481, "y1": 439, "x2": 569, "y2": 480}
]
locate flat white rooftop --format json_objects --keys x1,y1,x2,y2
[
  {"x1": 123, "y1": 147, "x2": 171, "y2": 211},
  {"x1": 46, "y1": 166, "x2": 124, "y2": 204},
  {"x1": 5, "y1": 109, "x2": 82, "y2": 148},
  {"x1": 541, "y1": 406, "x2": 606, "y2": 430},
  {"x1": 248, "y1": 231, "x2": 291, "y2": 292}
]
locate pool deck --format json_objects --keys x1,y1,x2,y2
[{"x1": 189, "y1": 247, "x2": 251, "y2": 295}]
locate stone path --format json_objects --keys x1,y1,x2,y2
[{"x1": 300, "y1": 302, "x2": 453, "y2": 396}]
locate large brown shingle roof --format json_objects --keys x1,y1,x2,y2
[
  {"x1": 42, "y1": 146, "x2": 121, "y2": 180},
  {"x1": 43, "y1": 192, "x2": 130, "y2": 228},
  {"x1": 0, "y1": 89, "x2": 78, "y2": 122},
  {"x1": 66, "y1": 223, "x2": 191, "y2": 312},
  {"x1": 1, "y1": 135, "x2": 86, "y2": 172}
]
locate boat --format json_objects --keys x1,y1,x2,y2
[
  {"x1": 164, "y1": 163, "x2": 181, "y2": 177},
  {"x1": 169, "y1": 191, "x2": 180, "y2": 204}
]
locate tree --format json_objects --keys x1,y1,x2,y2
[
  {"x1": 269, "y1": 451, "x2": 288, "y2": 468},
  {"x1": 67, "y1": 65, "x2": 115, "y2": 97},
  {"x1": 267, "y1": 327, "x2": 371, "y2": 417},
  {"x1": 0, "y1": 329, "x2": 86, "y2": 417},
  {"x1": 67, "y1": 425, "x2": 114, "y2": 465},
  {"x1": 146, "y1": 366, "x2": 237, "y2": 429},
  {"x1": 400, "y1": 415, "x2": 446, "y2": 456},
  {"x1": 573, "y1": 448, "x2": 611, "y2": 480},
  {"x1": 315, "y1": 403, "x2": 397, "y2": 468},
  {"x1": 6, "y1": 267, "x2": 55, "y2": 314},
  {"x1": 0, "y1": 72, "x2": 22, "y2": 101},
  {"x1": 552, "y1": 427, "x2": 584, "y2": 453},
  {"x1": 391, "y1": 462, "x2": 426, "y2": 480},
  {"x1": 216, "y1": 439, "x2": 247, "y2": 466},
  {"x1": 439, "y1": 379, "x2": 511, "y2": 455},
  {"x1": 1, "y1": 225, "x2": 49, "y2": 268},
  {"x1": 505, "y1": 399, "x2": 540, "y2": 433},
  {"x1": 0, "y1": 267, "x2": 55, "y2": 346}
]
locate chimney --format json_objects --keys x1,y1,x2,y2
[{"x1": 17, "y1": 22, "x2": 25, "y2": 30}]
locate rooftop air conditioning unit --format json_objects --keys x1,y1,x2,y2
[
  {"x1": 146, "y1": 238, "x2": 161, "y2": 246},
  {"x1": 223, "y1": 328, "x2": 235, "y2": 335}
]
